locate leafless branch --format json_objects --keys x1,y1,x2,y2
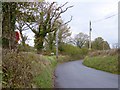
[
  {"x1": 60, "y1": 2, "x2": 68, "y2": 8},
  {"x1": 24, "y1": 22, "x2": 37, "y2": 34},
  {"x1": 60, "y1": 5, "x2": 73, "y2": 14},
  {"x1": 62, "y1": 16, "x2": 73, "y2": 26},
  {"x1": 51, "y1": 5, "x2": 73, "y2": 29}
]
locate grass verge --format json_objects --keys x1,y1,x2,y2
[
  {"x1": 33, "y1": 56, "x2": 57, "y2": 88},
  {"x1": 33, "y1": 55, "x2": 71, "y2": 88},
  {"x1": 83, "y1": 55, "x2": 119, "y2": 74}
]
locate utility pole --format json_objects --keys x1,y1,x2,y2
[
  {"x1": 56, "y1": 28, "x2": 59, "y2": 59},
  {"x1": 89, "y1": 21, "x2": 92, "y2": 50}
]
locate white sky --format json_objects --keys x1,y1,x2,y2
[{"x1": 25, "y1": 0, "x2": 119, "y2": 47}]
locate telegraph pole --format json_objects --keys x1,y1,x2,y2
[
  {"x1": 56, "y1": 28, "x2": 59, "y2": 59},
  {"x1": 89, "y1": 21, "x2": 92, "y2": 50}
]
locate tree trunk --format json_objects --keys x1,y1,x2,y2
[
  {"x1": 49, "y1": 41, "x2": 53, "y2": 51},
  {"x1": 2, "y1": 2, "x2": 17, "y2": 50},
  {"x1": 34, "y1": 35, "x2": 45, "y2": 54}
]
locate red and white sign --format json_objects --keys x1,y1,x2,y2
[{"x1": 15, "y1": 30, "x2": 21, "y2": 43}]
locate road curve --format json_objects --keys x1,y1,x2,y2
[{"x1": 54, "y1": 60, "x2": 118, "y2": 88}]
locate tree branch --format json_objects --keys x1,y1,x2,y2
[
  {"x1": 24, "y1": 22, "x2": 37, "y2": 34},
  {"x1": 62, "y1": 16, "x2": 73, "y2": 26},
  {"x1": 60, "y1": 2, "x2": 68, "y2": 8},
  {"x1": 51, "y1": 5, "x2": 73, "y2": 31}
]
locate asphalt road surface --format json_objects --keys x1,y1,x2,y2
[{"x1": 54, "y1": 60, "x2": 118, "y2": 88}]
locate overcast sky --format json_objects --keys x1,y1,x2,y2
[{"x1": 25, "y1": 0, "x2": 119, "y2": 47}]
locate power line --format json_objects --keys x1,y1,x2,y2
[
  {"x1": 78, "y1": 13, "x2": 118, "y2": 26},
  {"x1": 92, "y1": 13, "x2": 118, "y2": 23},
  {"x1": 89, "y1": 13, "x2": 118, "y2": 40},
  {"x1": 89, "y1": 12, "x2": 118, "y2": 48}
]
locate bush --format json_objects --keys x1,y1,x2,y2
[
  {"x1": 42, "y1": 48, "x2": 56, "y2": 56},
  {"x1": 88, "y1": 49, "x2": 118, "y2": 57},
  {"x1": 60, "y1": 44, "x2": 88, "y2": 60},
  {"x1": 80, "y1": 48, "x2": 89, "y2": 56},
  {"x1": 57, "y1": 55, "x2": 71, "y2": 63},
  {"x1": 2, "y1": 50, "x2": 33, "y2": 88},
  {"x1": 2, "y1": 37, "x2": 9, "y2": 48},
  {"x1": 18, "y1": 44, "x2": 36, "y2": 52}
]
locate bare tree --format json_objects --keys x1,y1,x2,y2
[{"x1": 73, "y1": 33, "x2": 89, "y2": 48}]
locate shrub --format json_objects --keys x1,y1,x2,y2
[
  {"x1": 88, "y1": 49, "x2": 118, "y2": 57},
  {"x1": 57, "y1": 55, "x2": 71, "y2": 63},
  {"x1": 2, "y1": 37, "x2": 9, "y2": 48},
  {"x1": 2, "y1": 50, "x2": 33, "y2": 88},
  {"x1": 60, "y1": 44, "x2": 88, "y2": 60},
  {"x1": 18, "y1": 44, "x2": 36, "y2": 52},
  {"x1": 42, "y1": 48, "x2": 56, "y2": 56},
  {"x1": 80, "y1": 48, "x2": 89, "y2": 56}
]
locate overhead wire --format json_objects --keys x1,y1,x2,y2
[
  {"x1": 91, "y1": 12, "x2": 118, "y2": 46},
  {"x1": 92, "y1": 13, "x2": 118, "y2": 23},
  {"x1": 91, "y1": 13, "x2": 118, "y2": 36}
]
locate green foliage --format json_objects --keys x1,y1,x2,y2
[
  {"x1": 57, "y1": 55, "x2": 71, "y2": 63},
  {"x1": 43, "y1": 48, "x2": 56, "y2": 56},
  {"x1": 58, "y1": 22, "x2": 71, "y2": 43},
  {"x1": 92, "y1": 37, "x2": 110, "y2": 50},
  {"x1": 60, "y1": 43, "x2": 89, "y2": 60},
  {"x1": 2, "y1": 37, "x2": 9, "y2": 48},
  {"x1": 103, "y1": 41, "x2": 111, "y2": 50},
  {"x1": 74, "y1": 32, "x2": 89, "y2": 48},
  {"x1": 83, "y1": 55, "x2": 119, "y2": 74},
  {"x1": 44, "y1": 31, "x2": 56, "y2": 52},
  {"x1": 33, "y1": 56, "x2": 57, "y2": 88},
  {"x1": 18, "y1": 44, "x2": 36, "y2": 52},
  {"x1": 33, "y1": 55, "x2": 77, "y2": 88},
  {"x1": 80, "y1": 48, "x2": 89, "y2": 55},
  {"x1": 33, "y1": 68, "x2": 53, "y2": 88},
  {"x1": 18, "y1": 2, "x2": 72, "y2": 52}
]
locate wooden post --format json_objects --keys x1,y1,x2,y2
[
  {"x1": 89, "y1": 21, "x2": 92, "y2": 50},
  {"x1": 56, "y1": 29, "x2": 59, "y2": 59}
]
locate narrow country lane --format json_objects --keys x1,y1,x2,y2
[{"x1": 54, "y1": 60, "x2": 118, "y2": 88}]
